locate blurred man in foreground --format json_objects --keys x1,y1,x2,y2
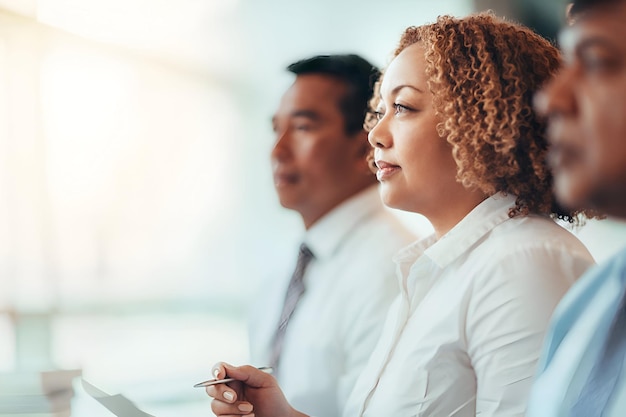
[{"x1": 527, "y1": 0, "x2": 626, "y2": 415}]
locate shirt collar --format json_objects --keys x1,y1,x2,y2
[
  {"x1": 394, "y1": 193, "x2": 517, "y2": 270},
  {"x1": 304, "y1": 185, "x2": 382, "y2": 261}
]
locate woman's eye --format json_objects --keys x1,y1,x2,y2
[
  {"x1": 374, "y1": 110, "x2": 385, "y2": 120},
  {"x1": 393, "y1": 103, "x2": 410, "y2": 114}
]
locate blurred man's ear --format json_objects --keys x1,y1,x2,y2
[
  {"x1": 352, "y1": 130, "x2": 371, "y2": 159},
  {"x1": 350, "y1": 130, "x2": 377, "y2": 177},
  {"x1": 566, "y1": 3, "x2": 576, "y2": 25}
]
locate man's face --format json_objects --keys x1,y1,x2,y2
[
  {"x1": 271, "y1": 74, "x2": 369, "y2": 228},
  {"x1": 535, "y1": 1, "x2": 626, "y2": 217}
]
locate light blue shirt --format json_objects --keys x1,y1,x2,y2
[{"x1": 527, "y1": 246, "x2": 626, "y2": 417}]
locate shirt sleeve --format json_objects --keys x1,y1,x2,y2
[{"x1": 466, "y1": 244, "x2": 593, "y2": 417}]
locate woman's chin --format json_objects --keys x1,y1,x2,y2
[{"x1": 380, "y1": 192, "x2": 411, "y2": 213}]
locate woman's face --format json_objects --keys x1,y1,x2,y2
[{"x1": 368, "y1": 43, "x2": 461, "y2": 217}]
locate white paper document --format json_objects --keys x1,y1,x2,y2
[{"x1": 82, "y1": 379, "x2": 156, "y2": 417}]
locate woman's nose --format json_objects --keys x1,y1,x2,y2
[{"x1": 368, "y1": 117, "x2": 392, "y2": 149}]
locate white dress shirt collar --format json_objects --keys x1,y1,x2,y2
[
  {"x1": 304, "y1": 185, "x2": 382, "y2": 261},
  {"x1": 394, "y1": 192, "x2": 517, "y2": 271}
]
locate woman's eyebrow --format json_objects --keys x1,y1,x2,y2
[{"x1": 390, "y1": 84, "x2": 424, "y2": 95}]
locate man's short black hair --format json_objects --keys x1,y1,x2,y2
[
  {"x1": 287, "y1": 54, "x2": 380, "y2": 135},
  {"x1": 570, "y1": 0, "x2": 623, "y2": 15}
]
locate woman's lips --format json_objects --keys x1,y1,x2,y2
[{"x1": 375, "y1": 160, "x2": 400, "y2": 181}]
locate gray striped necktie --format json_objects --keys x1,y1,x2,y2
[
  {"x1": 270, "y1": 243, "x2": 314, "y2": 370},
  {"x1": 570, "y1": 295, "x2": 626, "y2": 416}
]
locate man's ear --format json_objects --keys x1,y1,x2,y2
[
  {"x1": 350, "y1": 130, "x2": 376, "y2": 175},
  {"x1": 351, "y1": 130, "x2": 371, "y2": 159}
]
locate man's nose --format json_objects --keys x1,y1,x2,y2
[{"x1": 534, "y1": 67, "x2": 578, "y2": 119}]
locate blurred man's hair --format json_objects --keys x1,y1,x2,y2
[
  {"x1": 287, "y1": 54, "x2": 380, "y2": 135},
  {"x1": 569, "y1": 0, "x2": 623, "y2": 16}
]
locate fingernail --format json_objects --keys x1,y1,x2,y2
[
  {"x1": 223, "y1": 391, "x2": 234, "y2": 401},
  {"x1": 238, "y1": 403, "x2": 253, "y2": 413},
  {"x1": 213, "y1": 368, "x2": 220, "y2": 379}
]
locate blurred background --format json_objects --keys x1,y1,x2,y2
[{"x1": 0, "y1": 0, "x2": 625, "y2": 415}]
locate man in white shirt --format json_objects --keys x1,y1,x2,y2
[
  {"x1": 526, "y1": 0, "x2": 626, "y2": 416},
  {"x1": 248, "y1": 54, "x2": 415, "y2": 417}
]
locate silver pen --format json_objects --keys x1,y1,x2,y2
[{"x1": 193, "y1": 366, "x2": 273, "y2": 388}]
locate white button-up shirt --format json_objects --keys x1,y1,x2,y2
[
  {"x1": 248, "y1": 186, "x2": 416, "y2": 417},
  {"x1": 343, "y1": 193, "x2": 595, "y2": 417}
]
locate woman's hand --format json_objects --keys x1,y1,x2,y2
[{"x1": 206, "y1": 363, "x2": 309, "y2": 417}]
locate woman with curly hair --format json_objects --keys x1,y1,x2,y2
[{"x1": 204, "y1": 13, "x2": 596, "y2": 417}]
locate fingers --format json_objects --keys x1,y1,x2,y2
[
  {"x1": 227, "y1": 364, "x2": 277, "y2": 387},
  {"x1": 206, "y1": 362, "x2": 239, "y2": 403},
  {"x1": 211, "y1": 362, "x2": 228, "y2": 380},
  {"x1": 206, "y1": 383, "x2": 238, "y2": 403},
  {"x1": 209, "y1": 362, "x2": 276, "y2": 389},
  {"x1": 211, "y1": 398, "x2": 254, "y2": 416},
  {"x1": 207, "y1": 367, "x2": 253, "y2": 417}
]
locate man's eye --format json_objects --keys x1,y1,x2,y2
[
  {"x1": 584, "y1": 57, "x2": 619, "y2": 73},
  {"x1": 579, "y1": 48, "x2": 621, "y2": 74},
  {"x1": 294, "y1": 124, "x2": 312, "y2": 131}
]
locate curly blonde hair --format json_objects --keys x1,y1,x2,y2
[{"x1": 367, "y1": 13, "x2": 591, "y2": 222}]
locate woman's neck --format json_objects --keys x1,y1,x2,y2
[{"x1": 428, "y1": 190, "x2": 489, "y2": 239}]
